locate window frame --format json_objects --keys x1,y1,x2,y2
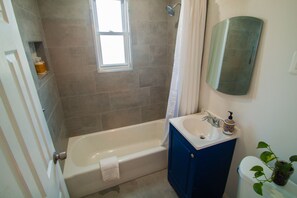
[{"x1": 91, "y1": 0, "x2": 132, "y2": 73}]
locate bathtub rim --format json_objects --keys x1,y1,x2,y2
[
  {"x1": 63, "y1": 119, "x2": 166, "y2": 179},
  {"x1": 66, "y1": 147, "x2": 168, "y2": 197}
]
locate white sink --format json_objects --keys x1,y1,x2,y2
[
  {"x1": 182, "y1": 117, "x2": 222, "y2": 141},
  {"x1": 169, "y1": 112, "x2": 239, "y2": 150}
]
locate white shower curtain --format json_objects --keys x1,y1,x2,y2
[{"x1": 163, "y1": 0, "x2": 207, "y2": 145}]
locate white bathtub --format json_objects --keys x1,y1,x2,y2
[{"x1": 63, "y1": 119, "x2": 167, "y2": 198}]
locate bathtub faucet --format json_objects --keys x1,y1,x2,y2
[{"x1": 202, "y1": 111, "x2": 222, "y2": 128}]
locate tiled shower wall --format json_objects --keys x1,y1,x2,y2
[
  {"x1": 38, "y1": 0, "x2": 178, "y2": 136},
  {"x1": 12, "y1": 0, "x2": 68, "y2": 156}
]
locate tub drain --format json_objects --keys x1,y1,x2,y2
[{"x1": 200, "y1": 135, "x2": 205, "y2": 139}]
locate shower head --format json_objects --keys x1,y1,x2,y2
[
  {"x1": 166, "y1": 2, "x2": 181, "y2": 16},
  {"x1": 166, "y1": 5, "x2": 175, "y2": 16}
]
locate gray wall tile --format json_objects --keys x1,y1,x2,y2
[
  {"x1": 132, "y1": 45, "x2": 149, "y2": 68},
  {"x1": 49, "y1": 47, "x2": 96, "y2": 74},
  {"x1": 95, "y1": 71, "x2": 139, "y2": 93},
  {"x1": 47, "y1": 101, "x2": 65, "y2": 142},
  {"x1": 38, "y1": 75, "x2": 60, "y2": 120},
  {"x1": 65, "y1": 115, "x2": 102, "y2": 136},
  {"x1": 86, "y1": 46, "x2": 97, "y2": 65},
  {"x1": 62, "y1": 95, "x2": 97, "y2": 118},
  {"x1": 149, "y1": 45, "x2": 168, "y2": 66},
  {"x1": 56, "y1": 71, "x2": 96, "y2": 97},
  {"x1": 12, "y1": 0, "x2": 40, "y2": 17},
  {"x1": 61, "y1": 93, "x2": 110, "y2": 118},
  {"x1": 147, "y1": 22, "x2": 168, "y2": 45},
  {"x1": 131, "y1": 21, "x2": 168, "y2": 46},
  {"x1": 129, "y1": 0, "x2": 151, "y2": 22},
  {"x1": 102, "y1": 108, "x2": 142, "y2": 130},
  {"x1": 167, "y1": 45, "x2": 175, "y2": 69},
  {"x1": 139, "y1": 68, "x2": 166, "y2": 87},
  {"x1": 13, "y1": 7, "x2": 43, "y2": 42},
  {"x1": 109, "y1": 88, "x2": 149, "y2": 110},
  {"x1": 128, "y1": 0, "x2": 167, "y2": 22},
  {"x1": 141, "y1": 103, "x2": 167, "y2": 122},
  {"x1": 150, "y1": 86, "x2": 169, "y2": 104},
  {"x1": 147, "y1": 0, "x2": 168, "y2": 21},
  {"x1": 42, "y1": 18, "x2": 92, "y2": 48},
  {"x1": 38, "y1": 0, "x2": 90, "y2": 20}
]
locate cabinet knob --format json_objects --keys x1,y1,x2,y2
[{"x1": 191, "y1": 153, "x2": 194, "y2": 158}]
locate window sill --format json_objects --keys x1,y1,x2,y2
[{"x1": 97, "y1": 67, "x2": 133, "y2": 73}]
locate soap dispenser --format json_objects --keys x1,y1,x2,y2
[{"x1": 223, "y1": 111, "x2": 235, "y2": 135}]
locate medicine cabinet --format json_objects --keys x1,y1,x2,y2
[{"x1": 207, "y1": 16, "x2": 263, "y2": 95}]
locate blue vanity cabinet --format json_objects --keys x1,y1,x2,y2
[{"x1": 168, "y1": 124, "x2": 236, "y2": 198}]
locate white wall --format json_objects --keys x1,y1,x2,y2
[{"x1": 199, "y1": 0, "x2": 297, "y2": 197}]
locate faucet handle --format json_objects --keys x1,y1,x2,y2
[
  {"x1": 215, "y1": 118, "x2": 224, "y2": 127},
  {"x1": 201, "y1": 116, "x2": 209, "y2": 121}
]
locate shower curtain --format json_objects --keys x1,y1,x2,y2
[{"x1": 163, "y1": 0, "x2": 207, "y2": 145}]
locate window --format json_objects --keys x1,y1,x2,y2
[{"x1": 91, "y1": 0, "x2": 132, "y2": 72}]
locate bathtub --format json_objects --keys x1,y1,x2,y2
[{"x1": 63, "y1": 119, "x2": 167, "y2": 198}]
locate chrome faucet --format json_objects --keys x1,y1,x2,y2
[{"x1": 202, "y1": 111, "x2": 222, "y2": 128}]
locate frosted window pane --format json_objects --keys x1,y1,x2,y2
[
  {"x1": 96, "y1": 0, "x2": 123, "y2": 32},
  {"x1": 100, "y1": 35, "x2": 126, "y2": 65}
]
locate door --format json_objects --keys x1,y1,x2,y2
[{"x1": 0, "y1": 0, "x2": 69, "y2": 197}]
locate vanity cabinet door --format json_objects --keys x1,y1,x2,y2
[
  {"x1": 168, "y1": 125, "x2": 196, "y2": 198},
  {"x1": 168, "y1": 124, "x2": 237, "y2": 198}
]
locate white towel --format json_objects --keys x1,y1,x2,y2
[{"x1": 99, "y1": 156, "x2": 120, "y2": 182}]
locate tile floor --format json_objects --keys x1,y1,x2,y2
[{"x1": 83, "y1": 169, "x2": 178, "y2": 198}]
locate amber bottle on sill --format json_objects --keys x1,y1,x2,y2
[{"x1": 34, "y1": 57, "x2": 47, "y2": 74}]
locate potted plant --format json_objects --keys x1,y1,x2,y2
[{"x1": 250, "y1": 141, "x2": 297, "y2": 196}]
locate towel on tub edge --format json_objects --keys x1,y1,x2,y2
[{"x1": 99, "y1": 156, "x2": 120, "y2": 182}]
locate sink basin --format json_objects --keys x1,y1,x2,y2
[
  {"x1": 169, "y1": 113, "x2": 239, "y2": 150},
  {"x1": 182, "y1": 117, "x2": 221, "y2": 141}
]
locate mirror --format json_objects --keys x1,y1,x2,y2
[{"x1": 206, "y1": 16, "x2": 263, "y2": 95}]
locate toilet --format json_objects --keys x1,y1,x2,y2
[{"x1": 237, "y1": 156, "x2": 297, "y2": 198}]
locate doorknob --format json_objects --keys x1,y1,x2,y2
[{"x1": 53, "y1": 151, "x2": 67, "y2": 164}]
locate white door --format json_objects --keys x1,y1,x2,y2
[{"x1": 0, "y1": 0, "x2": 69, "y2": 197}]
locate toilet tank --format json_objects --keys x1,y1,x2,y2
[{"x1": 237, "y1": 156, "x2": 297, "y2": 198}]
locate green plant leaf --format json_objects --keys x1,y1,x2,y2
[
  {"x1": 250, "y1": 165, "x2": 264, "y2": 172},
  {"x1": 257, "y1": 141, "x2": 269, "y2": 149},
  {"x1": 289, "y1": 155, "x2": 297, "y2": 162},
  {"x1": 254, "y1": 171, "x2": 264, "y2": 178},
  {"x1": 260, "y1": 151, "x2": 276, "y2": 163},
  {"x1": 253, "y1": 183, "x2": 263, "y2": 196}
]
